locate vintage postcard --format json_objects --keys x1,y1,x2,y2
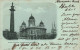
[{"x1": 0, "y1": 0, "x2": 80, "y2": 50}]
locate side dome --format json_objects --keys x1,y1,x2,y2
[
  {"x1": 29, "y1": 14, "x2": 35, "y2": 19},
  {"x1": 39, "y1": 21, "x2": 44, "y2": 27},
  {"x1": 22, "y1": 21, "x2": 26, "y2": 25},
  {"x1": 40, "y1": 21, "x2": 44, "y2": 24}
]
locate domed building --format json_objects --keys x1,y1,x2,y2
[{"x1": 20, "y1": 14, "x2": 46, "y2": 39}]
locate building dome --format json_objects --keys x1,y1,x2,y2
[
  {"x1": 40, "y1": 21, "x2": 44, "y2": 24},
  {"x1": 39, "y1": 21, "x2": 44, "y2": 27},
  {"x1": 29, "y1": 14, "x2": 35, "y2": 19},
  {"x1": 28, "y1": 14, "x2": 35, "y2": 27},
  {"x1": 22, "y1": 21, "x2": 26, "y2": 25},
  {"x1": 20, "y1": 21, "x2": 26, "y2": 31}
]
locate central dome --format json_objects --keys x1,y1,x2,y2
[{"x1": 29, "y1": 14, "x2": 35, "y2": 19}]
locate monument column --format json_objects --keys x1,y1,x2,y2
[{"x1": 10, "y1": 2, "x2": 15, "y2": 32}]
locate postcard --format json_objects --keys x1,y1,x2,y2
[{"x1": 0, "y1": 0, "x2": 80, "y2": 50}]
